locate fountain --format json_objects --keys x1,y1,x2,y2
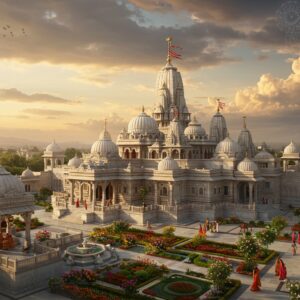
[{"x1": 63, "y1": 237, "x2": 119, "y2": 266}]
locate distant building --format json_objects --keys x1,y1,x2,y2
[{"x1": 18, "y1": 146, "x2": 41, "y2": 160}]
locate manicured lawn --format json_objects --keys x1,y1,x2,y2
[{"x1": 143, "y1": 274, "x2": 211, "y2": 300}]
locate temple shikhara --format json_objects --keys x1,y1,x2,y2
[{"x1": 20, "y1": 38, "x2": 300, "y2": 225}]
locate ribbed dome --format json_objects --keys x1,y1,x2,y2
[
  {"x1": 68, "y1": 155, "x2": 82, "y2": 168},
  {"x1": 215, "y1": 136, "x2": 241, "y2": 158},
  {"x1": 45, "y1": 141, "x2": 61, "y2": 152},
  {"x1": 237, "y1": 157, "x2": 258, "y2": 172},
  {"x1": 209, "y1": 112, "x2": 228, "y2": 143},
  {"x1": 158, "y1": 156, "x2": 179, "y2": 171},
  {"x1": 0, "y1": 166, "x2": 25, "y2": 195},
  {"x1": 255, "y1": 150, "x2": 274, "y2": 160},
  {"x1": 128, "y1": 110, "x2": 158, "y2": 135},
  {"x1": 284, "y1": 141, "x2": 298, "y2": 154},
  {"x1": 21, "y1": 167, "x2": 34, "y2": 178},
  {"x1": 91, "y1": 129, "x2": 118, "y2": 158},
  {"x1": 184, "y1": 116, "x2": 206, "y2": 138}
]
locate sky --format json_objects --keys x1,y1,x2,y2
[{"x1": 0, "y1": 0, "x2": 299, "y2": 147}]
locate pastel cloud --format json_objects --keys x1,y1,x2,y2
[{"x1": 0, "y1": 88, "x2": 79, "y2": 104}]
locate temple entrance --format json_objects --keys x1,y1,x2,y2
[
  {"x1": 238, "y1": 182, "x2": 250, "y2": 204},
  {"x1": 125, "y1": 149, "x2": 130, "y2": 159},
  {"x1": 171, "y1": 149, "x2": 179, "y2": 159}
]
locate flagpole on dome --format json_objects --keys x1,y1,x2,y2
[{"x1": 166, "y1": 36, "x2": 172, "y2": 64}]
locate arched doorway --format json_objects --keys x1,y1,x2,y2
[
  {"x1": 131, "y1": 149, "x2": 137, "y2": 159},
  {"x1": 124, "y1": 149, "x2": 130, "y2": 159},
  {"x1": 238, "y1": 182, "x2": 250, "y2": 204},
  {"x1": 151, "y1": 151, "x2": 157, "y2": 159},
  {"x1": 96, "y1": 185, "x2": 102, "y2": 201},
  {"x1": 180, "y1": 150, "x2": 185, "y2": 159},
  {"x1": 162, "y1": 151, "x2": 167, "y2": 158},
  {"x1": 105, "y1": 184, "x2": 113, "y2": 206},
  {"x1": 171, "y1": 149, "x2": 179, "y2": 159}
]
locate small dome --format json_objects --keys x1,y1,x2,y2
[
  {"x1": 237, "y1": 157, "x2": 258, "y2": 172},
  {"x1": 91, "y1": 129, "x2": 118, "y2": 158},
  {"x1": 255, "y1": 150, "x2": 274, "y2": 160},
  {"x1": 128, "y1": 109, "x2": 158, "y2": 135},
  {"x1": 45, "y1": 141, "x2": 61, "y2": 152},
  {"x1": 0, "y1": 166, "x2": 25, "y2": 195},
  {"x1": 184, "y1": 116, "x2": 206, "y2": 138},
  {"x1": 284, "y1": 141, "x2": 298, "y2": 154},
  {"x1": 209, "y1": 112, "x2": 228, "y2": 143},
  {"x1": 215, "y1": 136, "x2": 241, "y2": 158},
  {"x1": 21, "y1": 167, "x2": 34, "y2": 178},
  {"x1": 158, "y1": 156, "x2": 179, "y2": 171},
  {"x1": 68, "y1": 155, "x2": 82, "y2": 168}
]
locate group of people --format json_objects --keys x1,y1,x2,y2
[
  {"x1": 198, "y1": 219, "x2": 219, "y2": 238},
  {"x1": 75, "y1": 199, "x2": 88, "y2": 210},
  {"x1": 251, "y1": 257, "x2": 287, "y2": 292}
]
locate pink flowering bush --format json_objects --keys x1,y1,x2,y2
[{"x1": 35, "y1": 230, "x2": 50, "y2": 242}]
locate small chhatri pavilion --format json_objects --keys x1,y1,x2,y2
[{"x1": 0, "y1": 166, "x2": 34, "y2": 249}]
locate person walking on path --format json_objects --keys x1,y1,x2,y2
[
  {"x1": 275, "y1": 257, "x2": 281, "y2": 276},
  {"x1": 292, "y1": 241, "x2": 297, "y2": 256},
  {"x1": 292, "y1": 231, "x2": 296, "y2": 243},
  {"x1": 279, "y1": 259, "x2": 287, "y2": 281},
  {"x1": 250, "y1": 267, "x2": 261, "y2": 292}
]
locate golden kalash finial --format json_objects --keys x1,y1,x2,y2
[
  {"x1": 166, "y1": 36, "x2": 173, "y2": 63},
  {"x1": 243, "y1": 116, "x2": 247, "y2": 129}
]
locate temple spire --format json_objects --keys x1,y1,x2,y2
[
  {"x1": 142, "y1": 105, "x2": 145, "y2": 113},
  {"x1": 104, "y1": 118, "x2": 107, "y2": 131}
]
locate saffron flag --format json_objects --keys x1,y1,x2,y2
[{"x1": 217, "y1": 99, "x2": 225, "y2": 110}]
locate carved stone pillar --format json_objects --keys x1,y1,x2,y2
[
  {"x1": 249, "y1": 182, "x2": 253, "y2": 208},
  {"x1": 154, "y1": 182, "x2": 158, "y2": 206},
  {"x1": 22, "y1": 212, "x2": 32, "y2": 249},
  {"x1": 169, "y1": 182, "x2": 173, "y2": 206},
  {"x1": 92, "y1": 182, "x2": 96, "y2": 212},
  {"x1": 70, "y1": 180, "x2": 74, "y2": 205}
]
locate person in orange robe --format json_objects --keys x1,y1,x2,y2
[
  {"x1": 275, "y1": 257, "x2": 281, "y2": 276},
  {"x1": 250, "y1": 267, "x2": 261, "y2": 292},
  {"x1": 202, "y1": 226, "x2": 207, "y2": 238},
  {"x1": 198, "y1": 224, "x2": 203, "y2": 237},
  {"x1": 76, "y1": 199, "x2": 79, "y2": 208},
  {"x1": 279, "y1": 259, "x2": 287, "y2": 281}
]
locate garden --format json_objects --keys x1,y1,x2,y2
[{"x1": 49, "y1": 259, "x2": 241, "y2": 300}]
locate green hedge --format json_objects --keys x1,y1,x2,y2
[{"x1": 193, "y1": 255, "x2": 212, "y2": 268}]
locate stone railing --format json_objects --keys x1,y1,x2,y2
[
  {"x1": 0, "y1": 246, "x2": 60, "y2": 274},
  {"x1": 40, "y1": 232, "x2": 83, "y2": 249}
]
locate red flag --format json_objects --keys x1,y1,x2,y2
[
  {"x1": 217, "y1": 99, "x2": 225, "y2": 110},
  {"x1": 169, "y1": 50, "x2": 182, "y2": 59},
  {"x1": 171, "y1": 45, "x2": 183, "y2": 50}
]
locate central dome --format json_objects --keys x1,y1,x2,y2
[
  {"x1": 0, "y1": 166, "x2": 25, "y2": 195},
  {"x1": 128, "y1": 109, "x2": 158, "y2": 135}
]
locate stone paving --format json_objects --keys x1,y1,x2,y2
[{"x1": 1, "y1": 211, "x2": 299, "y2": 300}]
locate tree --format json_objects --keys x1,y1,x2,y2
[
  {"x1": 27, "y1": 154, "x2": 44, "y2": 171},
  {"x1": 237, "y1": 233, "x2": 260, "y2": 270},
  {"x1": 139, "y1": 186, "x2": 148, "y2": 203},
  {"x1": 255, "y1": 228, "x2": 277, "y2": 249},
  {"x1": 207, "y1": 261, "x2": 232, "y2": 292},
  {"x1": 64, "y1": 148, "x2": 82, "y2": 162}
]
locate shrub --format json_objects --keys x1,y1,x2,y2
[
  {"x1": 134, "y1": 270, "x2": 149, "y2": 281},
  {"x1": 271, "y1": 216, "x2": 287, "y2": 231},
  {"x1": 144, "y1": 242, "x2": 158, "y2": 254},
  {"x1": 207, "y1": 261, "x2": 232, "y2": 292},
  {"x1": 255, "y1": 228, "x2": 277, "y2": 248},
  {"x1": 237, "y1": 234, "x2": 260, "y2": 269},
  {"x1": 256, "y1": 220, "x2": 265, "y2": 227},
  {"x1": 286, "y1": 280, "x2": 300, "y2": 300},
  {"x1": 248, "y1": 220, "x2": 256, "y2": 227},
  {"x1": 35, "y1": 230, "x2": 50, "y2": 242},
  {"x1": 162, "y1": 226, "x2": 175, "y2": 237},
  {"x1": 294, "y1": 208, "x2": 300, "y2": 216},
  {"x1": 111, "y1": 221, "x2": 131, "y2": 234},
  {"x1": 48, "y1": 277, "x2": 62, "y2": 293}
]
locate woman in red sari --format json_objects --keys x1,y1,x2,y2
[
  {"x1": 279, "y1": 259, "x2": 287, "y2": 281},
  {"x1": 250, "y1": 267, "x2": 261, "y2": 292},
  {"x1": 275, "y1": 257, "x2": 280, "y2": 276}
]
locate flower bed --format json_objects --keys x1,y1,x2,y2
[
  {"x1": 99, "y1": 258, "x2": 168, "y2": 289},
  {"x1": 178, "y1": 239, "x2": 276, "y2": 264},
  {"x1": 235, "y1": 262, "x2": 252, "y2": 276},
  {"x1": 142, "y1": 274, "x2": 211, "y2": 300},
  {"x1": 35, "y1": 230, "x2": 50, "y2": 242}
]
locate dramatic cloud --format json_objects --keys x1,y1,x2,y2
[
  {"x1": 0, "y1": 0, "x2": 245, "y2": 70},
  {"x1": 233, "y1": 57, "x2": 300, "y2": 114},
  {"x1": 0, "y1": 88, "x2": 79, "y2": 104}
]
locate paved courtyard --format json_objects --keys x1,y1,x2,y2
[{"x1": 0, "y1": 210, "x2": 299, "y2": 300}]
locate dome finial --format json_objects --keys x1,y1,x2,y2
[
  {"x1": 142, "y1": 105, "x2": 145, "y2": 113},
  {"x1": 166, "y1": 36, "x2": 173, "y2": 64},
  {"x1": 243, "y1": 116, "x2": 247, "y2": 129}
]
